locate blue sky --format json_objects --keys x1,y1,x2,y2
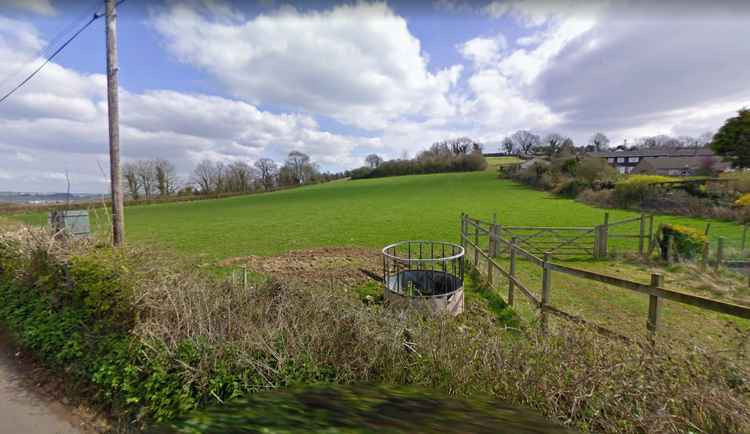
[{"x1": 1, "y1": 0, "x2": 749, "y2": 192}]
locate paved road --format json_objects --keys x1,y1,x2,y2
[{"x1": 0, "y1": 346, "x2": 82, "y2": 434}]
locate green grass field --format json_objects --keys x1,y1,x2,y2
[
  {"x1": 13, "y1": 171, "x2": 750, "y2": 349},
  {"x1": 485, "y1": 156, "x2": 520, "y2": 169},
  {"x1": 15, "y1": 171, "x2": 746, "y2": 261}
]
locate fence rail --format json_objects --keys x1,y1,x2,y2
[{"x1": 460, "y1": 213, "x2": 750, "y2": 342}]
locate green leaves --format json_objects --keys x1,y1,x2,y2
[{"x1": 711, "y1": 108, "x2": 750, "y2": 168}]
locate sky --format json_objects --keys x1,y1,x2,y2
[{"x1": 0, "y1": 0, "x2": 749, "y2": 193}]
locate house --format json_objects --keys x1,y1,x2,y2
[
  {"x1": 631, "y1": 156, "x2": 731, "y2": 176},
  {"x1": 589, "y1": 147, "x2": 718, "y2": 175}
]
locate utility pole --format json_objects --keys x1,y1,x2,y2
[{"x1": 106, "y1": 0, "x2": 124, "y2": 245}]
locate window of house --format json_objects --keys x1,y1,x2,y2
[
  {"x1": 628, "y1": 157, "x2": 639, "y2": 163},
  {"x1": 607, "y1": 157, "x2": 615, "y2": 163},
  {"x1": 616, "y1": 157, "x2": 625, "y2": 163}
]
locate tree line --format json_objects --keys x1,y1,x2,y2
[
  {"x1": 348, "y1": 137, "x2": 487, "y2": 180},
  {"x1": 122, "y1": 151, "x2": 344, "y2": 199},
  {"x1": 500, "y1": 130, "x2": 715, "y2": 156}
]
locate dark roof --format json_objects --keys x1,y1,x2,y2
[
  {"x1": 635, "y1": 156, "x2": 730, "y2": 171},
  {"x1": 590, "y1": 147, "x2": 714, "y2": 158}
]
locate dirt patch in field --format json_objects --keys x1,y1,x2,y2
[{"x1": 218, "y1": 247, "x2": 382, "y2": 288}]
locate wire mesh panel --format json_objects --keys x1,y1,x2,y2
[{"x1": 382, "y1": 241, "x2": 465, "y2": 315}]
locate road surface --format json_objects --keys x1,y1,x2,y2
[{"x1": 0, "y1": 341, "x2": 83, "y2": 434}]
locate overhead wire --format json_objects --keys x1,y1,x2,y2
[
  {"x1": 0, "y1": 0, "x2": 102, "y2": 91},
  {"x1": 0, "y1": 0, "x2": 127, "y2": 105}
]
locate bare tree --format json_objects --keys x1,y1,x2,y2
[
  {"x1": 122, "y1": 162, "x2": 141, "y2": 199},
  {"x1": 192, "y1": 159, "x2": 216, "y2": 194},
  {"x1": 154, "y1": 159, "x2": 177, "y2": 197},
  {"x1": 431, "y1": 137, "x2": 483, "y2": 156},
  {"x1": 501, "y1": 137, "x2": 514, "y2": 155},
  {"x1": 542, "y1": 133, "x2": 566, "y2": 155},
  {"x1": 135, "y1": 160, "x2": 157, "y2": 199},
  {"x1": 589, "y1": 132, "x2": 609, "y2": 151},
  {"x1": 365, "y1": 154, "x2": 383, "y2": 168},
  {"x1": 254, "y1": 158, "x2": 278, "y2": 191},
  {"x1": 509, "y1": 130, "x2": 540, "y2": 155},
  {"x1": 636, "y1": 134, "x2": 681, "y2": 149},
  {"x1": 227, "y1": 161, "x2": 256, "y2": 192},
  {"x1": 286, "y1": 151, "x2": 311, "y2": 184}
]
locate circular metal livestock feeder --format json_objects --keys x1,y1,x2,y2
[{"x1": 382, "y1": 241, "x2": 465, "y2": 315}]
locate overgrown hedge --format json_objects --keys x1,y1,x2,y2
[
  {"x1": 350, "y1": 152, "x2": 486, "y2": 180},
  {"x1": 1, "y1": 229, "x2": 749, "y2": 433},
  {"x1": 660, "y1": 224, "x2": 708, "y2": 259}
]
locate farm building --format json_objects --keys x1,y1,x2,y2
[
  {"x1": 631, "y1": 155, "x2": 731, "y2": 176},
  {"x1": 590, "y1": 147, "x2": 721, "y2": 175}
]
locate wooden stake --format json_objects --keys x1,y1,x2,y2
[
  {"x1": 647, "y1": 273, "x2": 663, "y2": 344},
  {"x1": 638, "y1": 214, "x2": 645, "y2": 256},
  {"x1": 541, "y1": 252, "x2": 552, "y2": 333},
  {"x1": 508, "y1": 237, "x2": 516, "y2": 306}
]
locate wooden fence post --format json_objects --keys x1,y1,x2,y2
[
  {"x1": 701, "y1": 241, "x2": 709, "y2": 271},
  {"x1": 638, "y1": 214, "x2": 646, "y2": 256},
  {"x1": 541, "y1": 252, "x2": 552, "y2": 333},
  {"x1": 490, "y1": 213, "x2": 498, "y2": 257},
  {"x1": 508, "y1": 237, "x2": 516, "y2": 306},
  {"x1": 460, "y1": 212, "x2": 465, "y2": 247},
  {"x1": 647, "y1": 273, "x2": 663, "y2": 343},
  {"x1": 242, "y1": 265, "x2": 248, "y2": 290},
  {"x1": 601, "y1": 212, "x2": 609, "y2": 258},
  {"x1": 594, "y1": 226, "x2": 601, "y2": 259},
  {"x1": 648, "y1": 215, "x2": 654, "y2": 251},
  {"x1": 716, "y1": 237, "x2": 725, "y2": 270}
]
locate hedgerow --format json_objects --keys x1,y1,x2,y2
[{"x1": 0, "y1": 228, "x2": 748, "y2": 433}]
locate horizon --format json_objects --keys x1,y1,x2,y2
[{"x1": 1, "y1": 0, "x2": 749, "y2": 193}]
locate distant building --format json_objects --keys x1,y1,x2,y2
[
  {"x1": 632, "y1": 156, "x2": 731, "y2": 176},
  {"x1": 589, "y1": 147, "x2": 721, "y2": 175}
]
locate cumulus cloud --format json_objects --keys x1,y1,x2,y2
[
  {"x1": 151, "y1": 1, "x2": 462, "y2": 130},
  {"x1": 0, "y1": 16, "x2": 372, "y2": 192},
  {"x1": 459, "y1": 34, "x2": 507, "y2": 68},
  {"x1": 2, "y1": 0, "x2": 55, "y2": 16}
]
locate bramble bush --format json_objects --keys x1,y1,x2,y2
[{"x1": 0, "y1": 228, "x2": 748, "y2": 433}]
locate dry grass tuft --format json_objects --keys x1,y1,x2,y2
[{"x1": 2, "y1": 227, "x2": 749, "y2": 433}]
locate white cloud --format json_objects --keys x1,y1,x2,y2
[
  {"x1": 0, "y1": 16, "x2": 375, "y2": 192},
  {"x1": 459, "y1": 34, "x2": 507, "y2": 68},
  {"x1": 2, "y1": 0, "x2": 55, "y2": 16},
  {"x1": 151, "y1": 1, "x2": 462, "y2": 130}
]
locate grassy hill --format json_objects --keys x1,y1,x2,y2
[{"x1": 15, "y1": 171, "x2": 746, "y2": 261}]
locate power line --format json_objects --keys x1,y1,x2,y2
[
  {"x1": 0, "y1": 0, "x2": 134, "y2": 103},
  {"x1": 0, "y1": 0, "x2": 102, "y2": 91},
  {"x1": 0, "y1": 12, "x2": 103, "y2": 105},
  {"x1": 0, "y1": 0, "x2": 129, "y2": 105}
]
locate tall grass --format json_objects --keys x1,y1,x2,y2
[{"x1": 0, "y1": 227, "x2": 748, "y2": 433}]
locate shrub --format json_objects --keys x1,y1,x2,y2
[
  {"x1": 552, "y1": 178, "x2": 589, "y2": 198},
  {"x1": 575, "y1": 157, "x2": 618, "y2": 184},
  {"x1": 660, "y1": 224, "x2": 708, "y2": 259},
  {"x1": 576, "y1": 188, "x2": 616, "y2": 208},
  {"x1": 735, "y1": 193, "x2": 750, "y2": 207},
  {"x1": 722, "y1": 171, "x2": 750, "y2": 194},
  {"x1": 1, "y1": 228, "x2": 748, "y2": 433},
  {"x1": 613, "y1": 175, "x2": 678, "y2": 207}
]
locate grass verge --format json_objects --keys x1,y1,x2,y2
[{"x1": 0, "y1": 227, "x2": 748, "y2": 433}]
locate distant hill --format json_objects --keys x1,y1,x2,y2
[{"x1": 0, "y1": 191, "x2": 104, "y2": 204}]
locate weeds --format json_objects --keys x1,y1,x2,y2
[{"x1": 0, "y1": 227, "x2": 748, "y2": 433}]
